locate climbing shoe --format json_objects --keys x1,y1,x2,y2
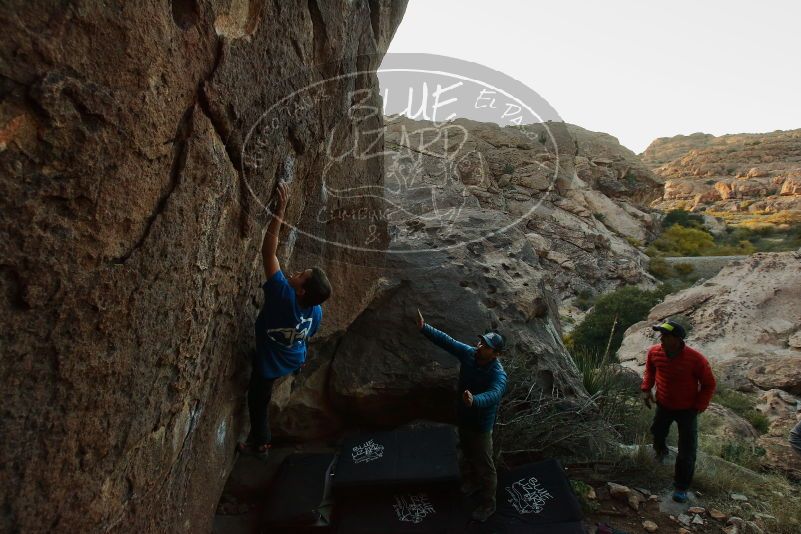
[{"x1": 672, "y1": 490, "x2": 689, "y2": 503}]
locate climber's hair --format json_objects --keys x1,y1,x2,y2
[{"x1": 300, "y1": 267, "x2": 331, "y2": 307}]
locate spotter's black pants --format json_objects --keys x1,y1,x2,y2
[{"x1": 650, "y1": 405, "x2": 698, "y2": 491}]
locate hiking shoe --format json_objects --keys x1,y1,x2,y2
[
  {"x1": 471, "y1": 503, "x2": 496, "y2": 522},
  {"x1": 672, "y1": 490, "x2": 689, "y2": 503}
]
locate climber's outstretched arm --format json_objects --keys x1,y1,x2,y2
[{"x1": 262, "y1": 182, "x2": 289, "y2": 279}]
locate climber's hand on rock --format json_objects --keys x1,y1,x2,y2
[
  {"x1": 275, "y1": 181, "x2": 289, "y2": 216},
  {"x1": 463, "y1": 390, "x2": 474, "y2": 407},
  {"x1": 416, "y1": 308, "x2": 425, "y2": 330}
]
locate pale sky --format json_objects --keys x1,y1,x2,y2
[{"x1": 385, "y1": 0, "x2": 801, "y2": 153}]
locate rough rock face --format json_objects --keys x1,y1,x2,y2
[
  {"x1": 618, "y1": 250, "x2": 801, "y2": 392},
  {"x1": 382, "y1": 118, "x2": 661, "y2": 305},
  {"x1": 0, "y1": 1, "x2": 406, "y2": 532},
  {"x1": 703, "y1": 403, "x2": 760, "y2": 441},
  {"x1": 570, "y1": 124, "x2": 664, "y2": 206},
  {"x1": 755, "y1": 389, "x2": 801, "y2": 480},
  {"x1": 643, "y1": 129, "x2": 801, "y2": 215}
]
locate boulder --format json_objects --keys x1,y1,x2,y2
[
  {"x1": 780, "y1": 175, "x2": 801, "y2": 196},
  {"x1": 747, "y1": 357, "x2": 801, "y2": 395},
  {"x1": 703, "y1": 403, "x2": 760, "y2": 440},
  {"x1": 329, "y1": 208, "x2": 588, "y2": 427},
  {"x1": 754, "y1": 389, "x2": 801, "y2": 479}
]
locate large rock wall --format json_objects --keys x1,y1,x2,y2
[{"x1": 0, "y1": 1, "x2": 406, "y2": 532}]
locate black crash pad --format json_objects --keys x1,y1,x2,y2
[
  {"x1": 336, "y1": 487, "x2": 459, "y2": 534},
  {"x1": 465, "y1": 458, "x2": 585, "y2": 533},
  {"x1": 332, "y1": 427, "x2": 460, "y2": 494},
  {"x1": 261, "y1": 453, "x2": 336, "y2": 530}
]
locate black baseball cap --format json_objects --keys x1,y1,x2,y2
[
  {"x1": 478, "y1": 331, "x2": 505, "y2": 352},
  {"x1": 652, "y1": 320, "x2": 686, "y2": 340}
]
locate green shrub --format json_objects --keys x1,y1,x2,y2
[
  {"x1": 647, "y1": 224, "x2": 755, "y2": 257},
  {"x1": 648, "y1": 256, "x2": 674, "y2": 279},
  {"x1": 570, "y1": 285, "x2": 671, "y2": 357},
  {"x1": 661, "y1": 209, "x2": 705, "y2": 229},
  {"x1": 749, "y1": 412, "x2": 769, "y2": 434},
  {"x1": 673, "y1": 262, "x2": 695, "y2": 276},
  {"x1": 575, "y1": 289, "x2": 595, "y2": 311},
  {"x1": 647, "y1": 225, "x2": 717, "y2": 256},
  {"x1": 503, "y1": 163, "x2": 514, "y2": 174},
  {"x1": 720, "y1": 440, "x2": 766, "y2": 470},
  {"x1": 713, "y1": 387, "x2": 769, "y2": 435},
  {"x1": 570, "y1": 347, "x2": 620, "y2": 398},
  {"x1": 569, "y1": 480, "x2": 599, "y2": 514},
  {"x1": 624, "y1": 170, "x2": 638, "y2": 187}
]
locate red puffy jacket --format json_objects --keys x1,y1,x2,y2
[{"x1": 640, "y1": 344, "x2": 716, "y2": 411}]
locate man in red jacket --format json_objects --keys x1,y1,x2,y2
[{"x1": 640, "y1": 320, "x2": 716, "y2": 503}]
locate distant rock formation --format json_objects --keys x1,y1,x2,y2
[
  {"x1": 0, "y1": 1, "x2": 407, "y2": 532},
  {"x1": 642, "y1": 129, "x2": 801, "y2": 215}
]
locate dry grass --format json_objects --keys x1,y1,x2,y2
[{"x1": 693, "y1": 456, "x2": 801, "y2": 534}]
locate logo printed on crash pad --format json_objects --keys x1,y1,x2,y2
[
  {"x1": 351, "y1": 439, "x2": 385, "y2": 464},
  {"x1": 506, "y1": 476, "x2": 553, "y2": 514},
  {"x1": 393, "y1": 493, "x2": 435, "y2": 523}
]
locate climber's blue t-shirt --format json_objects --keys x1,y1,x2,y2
[{"x1": 254, "y1": 270, "x2": 322, "y2": 379}]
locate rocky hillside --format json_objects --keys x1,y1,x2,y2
[
  {"x1": 0, "y1": 1, "x2": 407, "y2": 532},
  {"x1": 388, "y1": 118, "x2": 662, "y2": 302},
  {"x1": 643, "y1": 130, "x2": 801, "y2": 216},
  {"x1": 618, "y1": 250, "x2": 801, "y2": 479}
]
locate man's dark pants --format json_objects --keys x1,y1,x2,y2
[
  {"x1": 458, "y1": 426, "x2": 497, "y2": 508},
  {"x1": 247, "y1": 371, "x2": 276, "y2": 445},
  {"x1": 650, "y1": 405, "x2": 698, "y2": 490}
]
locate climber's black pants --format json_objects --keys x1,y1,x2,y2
[
  {"x1": 650, "y1": 405, "x2": 698, "y2": 491},
  {"x1": 247, "y1": 372, "x2": 276, "y2": 445}
]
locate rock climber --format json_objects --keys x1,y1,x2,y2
[{"x1": 237, "y1": 182, "x2": 331, "y2": 455}]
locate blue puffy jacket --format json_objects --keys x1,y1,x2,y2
[{"x1": 422, "y1": 324, "x2": 507, "y2": 432}]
